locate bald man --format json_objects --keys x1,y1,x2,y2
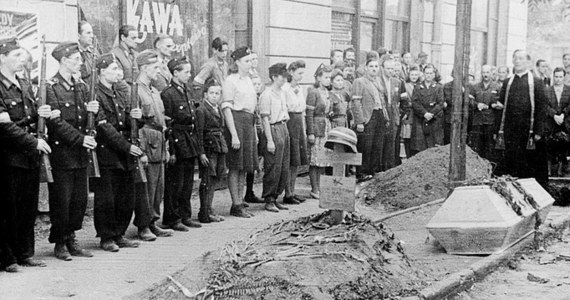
[{"x1": 469, "y1": 65, "x2": 502, "y2": 160}]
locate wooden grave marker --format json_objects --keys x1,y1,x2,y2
[{"x1": 317, "y1": 143, "x2": 362, "y2": 224}]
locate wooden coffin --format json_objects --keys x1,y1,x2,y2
[{"x1": 426, "y1": 179, "x2": 554, "y2": 255}]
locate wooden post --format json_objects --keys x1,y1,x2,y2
[{"x1": 449, "y1": 0, "x2": 472, "y2": 185}]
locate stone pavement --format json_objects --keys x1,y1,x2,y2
[{"x1": 1, "y1": 175, "x2": 569, "y2": 300}]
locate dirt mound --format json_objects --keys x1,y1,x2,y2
[
  {"x1": 358, "y1": 145, "x2": 493, "y2": 210},
  {"x1": 136, "y1": 212, "x2": 428, "y2": 300}
]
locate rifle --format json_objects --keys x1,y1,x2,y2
[
  {"x1": 87, "y1": 36, "x2": 100, "y2": 177},
  {"x1": 130, "y1": 53, "x2": 147, "y2": 182},
  {"x1": 38, "y1": 35, "x2": 53, "y2": 183}
]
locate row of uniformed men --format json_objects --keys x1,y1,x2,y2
[{"x1": 0, "y1": 23, "x2": 236, "y2": 271}]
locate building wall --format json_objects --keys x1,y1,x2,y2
[
  {"x1": 0, "y1": 0, "x2": 78, "y2": 78},
  {"x1": 527, "y1": 1, "x2": 570, "y2": 71}
]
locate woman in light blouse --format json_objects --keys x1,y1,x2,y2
[
  {"x1": 221, "y1": 47, "x2": 258, "y2": 218},
  {"x1": 283, "y1": 60, "x2": 308, "y2": 204}
]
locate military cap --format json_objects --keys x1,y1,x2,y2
[
  {"x1": 51, "y1": 42, "x2": 80, "y2": 61},
  {"x1": 167, "y1": 57, "x2": 189, "y2": 73},
  {"x1": 268, "y1": 63, "x2": 288, "y2": 78},
  {"x1": 96, "y1": 53, "x2": 116, "y2": 70},
  {"x1": 0, "y1": 37, "x2": 20, "y2": 55},
  {"x1": 230, "y1": 46, "x2": 251, "y2": 61},
  {"x1": 136, "y1": 49, "x2": 159, "y2": 66}
]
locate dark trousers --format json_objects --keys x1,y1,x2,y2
[
  {"x1": 163, "y1": 158, "x2": 195, "y2": 226},
  {"x1": 48, "y1": 168, "x2": 88, "y2": 244},
  {"x1": 358, "y1": 110, "x2": 390, "y2": 175},
  {"x1": 496, "y1": 137, "x2": 549, "y2": 187},
  {"x1": 0, "y1": 166, "x2": 39, "y2": 266},
  {"x1": 444, "y1": 121, "x2": 451, "y2": 145},
  {"x1": 394, "y1": 124, "x2": 402, "y2": 166},
  {"x1": 133, "y1": 182, "x2": 152, "y2": 228},
  {"x1": 262, "y1": 123, "x2": 290, "y2": 199},
  {"x1": 92, "y1": 168, "x2": 135, "y2": 240},
  {"x1": 470, "y1": 124, "x2": 495, "y2": 160}
]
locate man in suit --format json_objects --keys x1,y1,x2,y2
[
  {"x1": 546, "y1": 67, "x2": 570, "y2": 176},
  {"x1": 536, "y1": 59, "x2": 551, "y2": 87},
  {"x1": 78, "y1": 21, "x2": 99, "y2": 83},
  {"x1": 151, "y1": 34, "x2": 174, "y2": 92},
  {"x1": 400, "y1": 52, "x2": 413, "y2": 81},
  {"x1": 111, "y1": 25, "x2": 139, "y2": 85},
  {"x1": 470, "y1": 65, "x2": 502, "y2": 160}
]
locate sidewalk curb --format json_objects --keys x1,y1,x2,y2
[{"x1": 411, "y1": 210, "x2": 570, "y2": 300}]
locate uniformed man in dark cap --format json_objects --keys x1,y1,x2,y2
[
  {"x1": 0, "y1": 37, "x2": 54, "y2": 272},
  {"x1": 161, "y1": 57, "x2": 203, "y2": 230},
  {"x1": 46, "y1": 42, "x2": 100, "y2": 260},
  {"x1": 133, "y1": 49, "x2": 175, "y2": 240},
  {"x1": 91, "y1": 53, "x2": 144, "y2": 252}
]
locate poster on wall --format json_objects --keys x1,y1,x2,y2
[{"x1": 0, "y1": 10, "x2": 39, "y2": 81}]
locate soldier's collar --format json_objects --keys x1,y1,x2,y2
[
  {"x1": 170, "y1": 79, "x2": 185, "y2": 91},
  {"x1": 98, "y1": 81, "x2": 115, "y2": 97},
  {"x1": 0, "y1": 71, "x2": 20, "y2": 90}
]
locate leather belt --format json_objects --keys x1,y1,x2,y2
[{"x1": 172, "y1": 124, "x2": 195, "y2": 131}]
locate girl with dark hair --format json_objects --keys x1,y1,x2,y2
[
  {"x1": 401, "y1": 65, "x2": 421, "y2": 158},
  {"x1": 410, "y1": 64, "x2": 444, "y2": 154},
  {"x1": 283, "y1": 60, "x2": 308, "y2": 204},
  {"x1": 222, "y1": 47, "x2": 258, "y2": 218},
  {"x1": 305, "y1": 64, "x2": 333, "y2": 199},
  {"x1": 329, "y1": 69, "x2": 350, "y2": 128}
]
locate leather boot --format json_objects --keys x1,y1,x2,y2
[
  {"x1": 274, "y1": 200, "x2": 289, "y2": 210},
  {"x1": 54, "y1": 243, "x2": 72, "y2": 261},
  {"x1": 264, "y1": 197, "x2": 279, "y2": 212},
  {"x1": 198, "y1": 183, "x2": 211, "y2": 223},
  {"x1": 67, "y1": 237, "x2": 93, "y2": 257},
  {"x1": 138, "y1": 227, "x2": 157, "y2": 241}
]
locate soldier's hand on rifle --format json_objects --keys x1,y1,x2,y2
[
  {"x1": 50, "y1": 109, "x2": 61, "y2": 119},
  {"x1": 356, "y1": 124, "x2": 364, "y2": 133},
  {"x1": 129, "y1": 145, "x2": 143, "y2": 156},
  {"x1": 168, "y1": 154, "x2": 177, "y2": 165},
  {"x1": 86, "y1": 101, "x2": 100, "y2": 113},
  {"x1": 37, "y1": 105, "x2": 52, "y2": 118},
  {"x1": 493, "y1": 102, "x2": 504, "y2": 109},
  {"x1": 535, "y1": 134, "x2": 542, "y2": 141},
  {"x1": 36, "y1": 139, "x2": 51, "y2": 154},
  {"x1": 0, "y1": 112, "x2": 11, "y2": 123},
  {"x1": 82, "y1": 136, "x2": 97, "y2": 150},
  {"x1": 130, "y1": 108, "x2": 142, "y2": 119},
  {"x1": 424, "y1": 112, "x2": 434, "y2": 121},
  {"x1": 477, "y1": 103, "x2": 488, "y2": 111},
  {"x1": 199, "y1": 154, "x2": 209, "y2": 166},
  {"x1": 140, "y1": 155, "x2": 149, "y2": 167}
]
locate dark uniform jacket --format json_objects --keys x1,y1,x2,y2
[
  {"x1": 470, "y1": 81, "x2": 501, "y2": 126},
  {"x1": 411, "y1": 81, "x2": 444, "y2": 151},
  {"x1": 546, "y1": 85, "x2": 570, "y2": 133},
  {"x1": 161, "y1": 81, "x2": 200, "y2": 159},
  {"x1": 46, "y1": 72, "x2": 90, "y2": 169},
  {"x1": 0, "y1": 73, "x2": 40, "y2": 169},
  {"x1": 95, "y1": 81, "x2": 137, "y2": 170},
  {"x1": 196, "y1": 101, "x2": 228, "y2": 155}
]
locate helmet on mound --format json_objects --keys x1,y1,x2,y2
[{"x1": 325, "y1": 127, "x2": 358, "y2": 153}]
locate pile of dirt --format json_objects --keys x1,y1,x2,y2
[
  {"x1": 358, "y1": 145, "x2": 493, "y2": 210},
  {"x1": 137, "y1": 211, "x2": 428, "y2": 300}
]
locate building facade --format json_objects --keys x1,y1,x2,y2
[{"x1": 0, "y1": 0, "x2": 528, "y2": 85}]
